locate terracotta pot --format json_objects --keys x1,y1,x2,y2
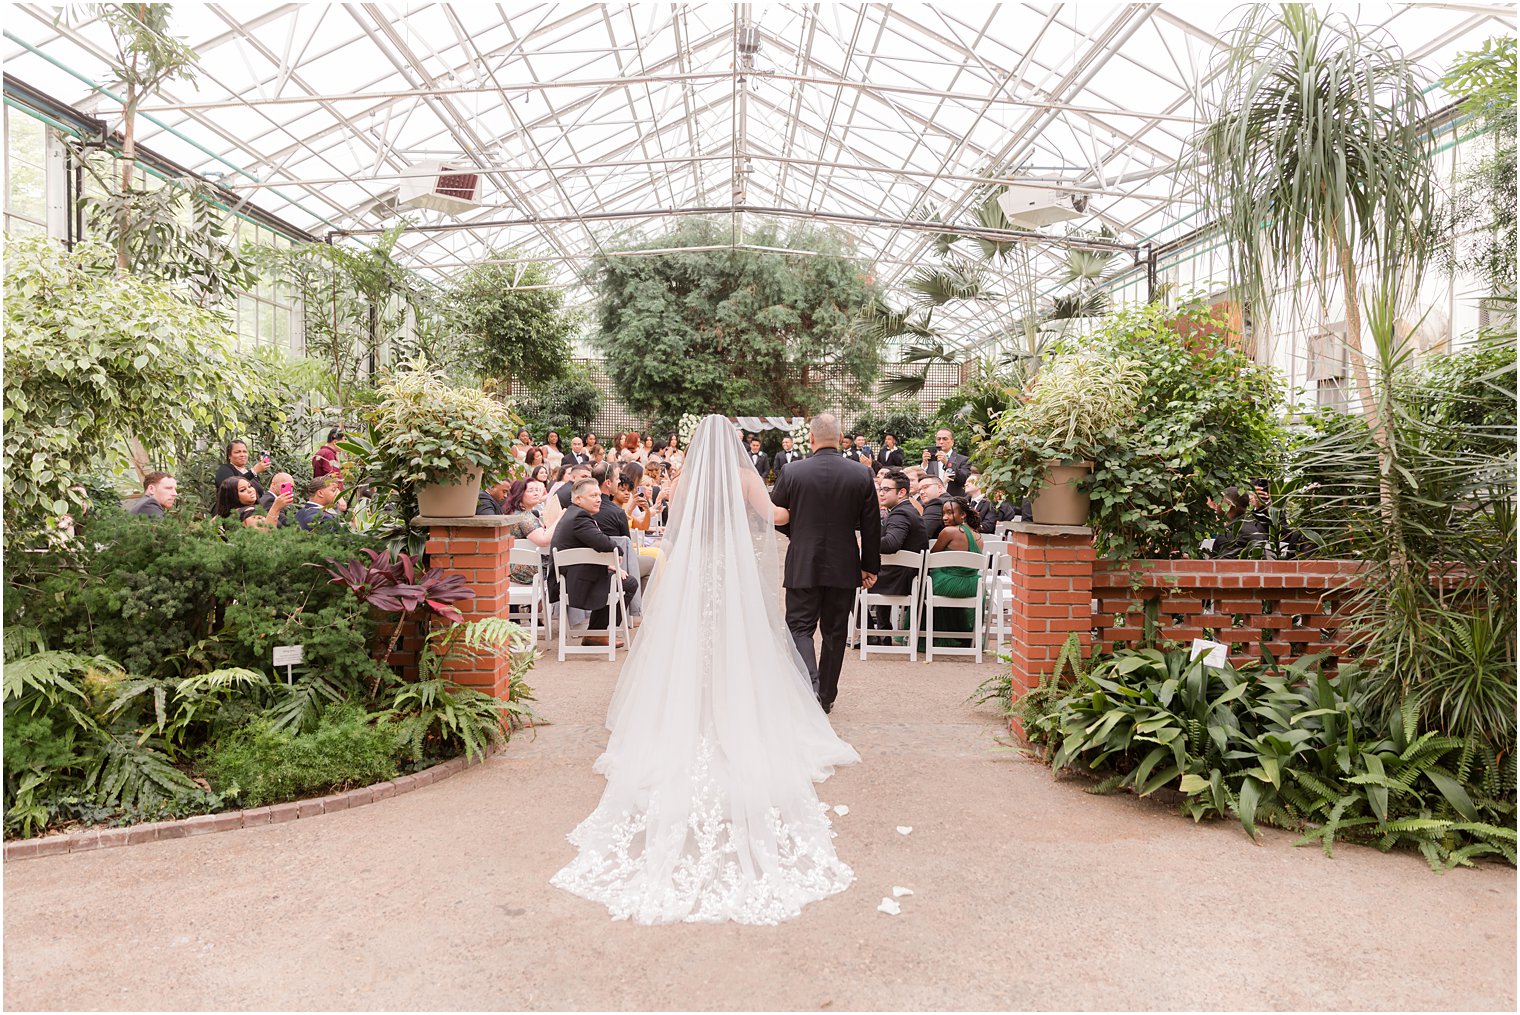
[
  {"x1": 1028, "y1": 459, "x2": 1092, "y2": 526},
  {"x1": 415, "y1": 465, "x2": 483, "y2": 518}
]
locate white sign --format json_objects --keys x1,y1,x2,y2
[
  {"x1": 1190, "y1": 638, "x2": 1228, "y2": 669},
  {"x1": 272, "y1": 644, "x2": 305, "y2": 667}
]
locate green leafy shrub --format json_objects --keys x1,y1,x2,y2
[
  {"x1": 202, "y1": 704, "x2": 399, "y2": 808},
  {"x1": 1024, "y1": 647, "x2": 1516, "y2": 870},
  {"x1": 366, "y1": 358, "x2": 521, "y2": 488},
  {"x1": 514, "y1": 366, "x2": 603, "y2": 440}
]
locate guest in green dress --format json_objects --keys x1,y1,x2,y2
[{"x1": 925, "y1": 497, "x2": 983, "y2": 646}]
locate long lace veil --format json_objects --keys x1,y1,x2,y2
[{"x1": 551, "y1": 414, "x2": 859, "y2": 925}]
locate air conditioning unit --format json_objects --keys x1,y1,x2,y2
[
  {"x1": 398, "y1": 161, "x2": 482, "y2": 215},
  {"x1": 995, "y1": 184, "x2": 1088, "y2": 229}
]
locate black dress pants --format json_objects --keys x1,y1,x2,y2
[
  {"x1": 785, "y1": 585, "x2": 857, "y2": 708},
  {"x1": 587, "y1": 574, "x2": 640, "y2": 632}
]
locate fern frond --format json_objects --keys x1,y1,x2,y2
[
  {"x1": 3, "y1": 651, "x2": 108, "y2": 707},
  {"x1": 177, "y1": 667, "x2": 270, "y2": 698}
]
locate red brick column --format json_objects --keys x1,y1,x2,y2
[
  {"x1": 418, "y1": 515, "x2": 515, "y2": 700},
  {"x1": 1006, "y1": 522, "x2": 1096, "y2": 731}
]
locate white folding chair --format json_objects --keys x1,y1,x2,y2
[
  {"x1": 985, "y1": 550, "x2": 1014, "y2": 654},
  {"x1": 922, "y1": 550, "x2": 987, "y2": 663},
  {"x1": 551, "y1": 547, "x2": 631, "y2": 661},
  {"x1": 506, "y1": 546, "x2": 553, "y2": 642},
  {"x1": 857, "y1": 550, "x2": 926, "y2": 662}
]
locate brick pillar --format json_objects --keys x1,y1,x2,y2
[
  {"x1": 1006, "y1": 522, "x2": 1096, "y2": 734},
  {"x1": 418, "y1": 515, "x2": 515, "y2": 700}
]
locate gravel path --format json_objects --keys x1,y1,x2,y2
[{"x1": 4, "y1": 645, "x2": 1515, "y2": 1011}]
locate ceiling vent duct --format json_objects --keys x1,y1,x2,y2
[
  {"x1": 398, "y1": 161, "x2": 482, "y2": 215},
  {"x1": 996, "y1": 184, "x2": 1088, "y2": 230}
]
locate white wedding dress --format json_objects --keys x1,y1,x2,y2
[{"x1": 550, "y1": 414, "x2": 860, "y2": 925}]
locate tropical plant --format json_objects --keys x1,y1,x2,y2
[
  {"x1": 1198, "y1": 4, "x2": 1437, "y2": 556},
  {"x1": 592, "y1": 219, "x2": 883, "y2": 420},
  {"x1": 444, "y1": 252, "x2": 578, "y2": 392},
  {"x1": 1024, "y1": 646, "x2": 1516, "y2": 870},
  {"x1": 2, "y1": 236, "x2": 273, "y2": 541},
  {"x1": 364, "y1": 358, "x2": 521, "y2": 489}
]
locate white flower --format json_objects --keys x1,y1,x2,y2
[
  {"x1": 833, "y1": 804, "x2": 849, "y2": 816},
  {"x1": 896, "y1": 826, "x2": 913, "y2": 835},
  {"x1": 877, "y1": 897, "x2": 902, "y2": 916}
]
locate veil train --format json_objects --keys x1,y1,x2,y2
[{"x1": 550, "y1": 414, "x2": 859, "y2": 925}]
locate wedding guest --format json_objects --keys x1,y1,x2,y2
[
  {"x1": 924, "y1": 497, "x2": 982, "y2": 646},
  {"x1": 925, "y1": 428, "x2": 970, "y2": 498},
  {"x1": 917, "y1": 474, "x2": 947, "y2": 540},
  {"x1": 544, "y1": 431, "x2": 565, "y2": 470},
  {"x1": 585, "y1": 432, "x2": 602, "y2": 457},
  {"x1": 591, "y1": 461, "x2": 630, "y2": 539},
  {"x1": 501, "y1": 479, "x2": 552, "y2": 583},
  {"x1": 775, "y1": 434, "x2": 803, "y2": 474},
  {"x1": 552, "y1": 478, "x2": 638, "y2": 647},
  {"x1": 214, "y1": 440, "x2": 269, "y2": 500},
  {"x1": 845, "y1": 434, "x2": 873, "y2": 466},
  {"x1": 129, "y1": 472, "x2": 178, "y2": 520},
  {"x1": 640, "y1": 434, "x2": 655, "y2": 462},
  {"x1": 589, "y1": 444, "x2": 607, "y2": 465},
  {"x1": 215, "y1": 475, "x2": 290, "y2": 530},
  {"x1": 875, "y1": 432, "x2": 905, "y2": 470},
  {"x1": 556, "y1": 463, "x2": 594, "y2": 508},
  {"x1": 904, "y1": 465, "x2": 925, "y2": 499},
  {"x1": 295, "y1": 476, "x2": 347, "y2": 532},
  {"x1": 564, "y1": 435, "x2": 593, "y2": 467},
  {"x1": 870, "y1": 470, "x2": 928, "y2": 643},
  {"x1": 529, "y1": 464, "x2": 552, "y2": 486},
  {"x1": 257, "y1": 472, "x2": 298, "y2": 527},
  {"x1": 512, "y1": 428, "x2": 534, "y2": 463},
  {"x1": 747, "y1": 436, "x2": 770, "y2": 477},
  {"x1": 1208, "y1": 486, "x2": 1269, "y2": 559},
  {"x1": 477, "y1": 474, "x2": 515, "y2": 515},
  {"x1": 312, "y1": 428, "x2": 344, "y2": 479},
  {"x1": 524, "y1": 446, "x2": 545, "y2": 472}
]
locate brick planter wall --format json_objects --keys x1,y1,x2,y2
[
  {"x1": 416, "y1": 515, "x2": 516, "y2": 700},
  {"x1": 1005, "y1": 523, "x2": 1097, "y2": 700}
]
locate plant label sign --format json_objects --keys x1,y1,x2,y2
[
  {"x1": 1190, "y1": 638, "x2": 1228, "y2": 669},
  {"x1": 273, "y1": 644, "x2": 304, "y2": 683}
]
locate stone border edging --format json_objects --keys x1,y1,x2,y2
[{"x1": 3, "y1": 747, "x2": 501, "y2": 862}]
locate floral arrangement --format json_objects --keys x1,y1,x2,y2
[
  {"x1": 790, "y1": 419, "x2": 811, "y2": 448},
  {"x1": 677, "y1": 412, "x2": 703, "y2": 449}
]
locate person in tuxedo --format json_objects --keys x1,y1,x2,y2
[
  {"x1": 924, "y1": 428, "x2": 971, "y2": 499},
  {"x1": 555, "y1": 463, "x2": 594, "y2": 508},
  {"x1": 563, "y1": 435, "x2": 593, "y2": 467},
  {"x1": 917, "y1": 474, "x2": 947, "y2": 541},
  {"x1": 869, "y1": 469, "x2": 928, "y2": 644},
  {"x1": 875, "y1": 433, "x2": 905, "y2": 470},
  {"x1": 476, "y1": 474, "x2": 514, "y2": 515},
  {"x1": 774, "y1": 435, "x2": 803, "y2": 473},
  {"x1": 590, "y1": 461, "x2": 630, "y2": 538},
  {"x1": 747, "y1": 436, "x2": 770, "y2": 478},
  {"x1": 770, "y1": 413, "x2": 880, "y2": 714},
  {"x1": 844, "y1": 434, "x2": 872, "y2": 467},
  {"x1": 552, "y1": 479, "x2": 638, "y2": 647}
]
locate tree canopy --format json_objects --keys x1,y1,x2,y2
[
  {"x1": 444, "y1": 252, "x2": 578, "y2": 392},
  {"x1": 590, "y1": 220, "x2": 883, "y2": 420}
]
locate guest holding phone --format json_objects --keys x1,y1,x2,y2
[
  {"x1": 257, "y1": 472, "x2": 298, "y2": 527},
  {"x1": 214, "y1": 440, "x2": 269, "y2": 501}
]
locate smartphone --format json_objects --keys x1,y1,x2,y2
[{"x1": 280, "y1": 482, "x2": 294, "y2": 497}]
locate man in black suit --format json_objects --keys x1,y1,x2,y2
[
  {"x1": 476, "y1": 475, "x2": 513, "y2": 516},
  {"x1": 590, "y1": 461, "x2": 629, "y2": 538},
  {"x1": 770, "y1": 413, "x2": 880, "y2": 714},
  {"x1": 551, "y1": 478, "x2": 637, "y2": 646},
  {"x1": 563, "y1": 435, "x2": 593, "y2": 467},
  {"x1": 843, "y1": 433, "x2": 873, "y2": 467},
  {"x1": 870, "y1": 470, "x2": 928, "y2": 643},
  {"x1": 916, "y1": 474, "x2": 947, "y2": 541},
  {"x1": 875, "y1": 433, "x2": 905, "y2": 470},
  {"x1": 925, "y1": 428, "x2": 971, "y2": 499},
  {"x1": 555, "y1": 464, "x2": 594, "y2": 508},
  {"x1": 747, "y1": 436, "x2": 770, "y2": 478},
  {"x1": 774, "y1": 435, "x2": 803, "y2": 474}
]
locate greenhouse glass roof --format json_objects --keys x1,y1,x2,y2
[{"x1": 4, "y1": 3, "x2": 1514, "y2": 351}]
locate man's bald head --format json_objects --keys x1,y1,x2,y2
[{"x1": 810, "y1": 413, "x2": 841, "y2": 451}]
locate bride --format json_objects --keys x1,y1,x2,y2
[{"x1": 551, "y1": 414, "x2": 860, "y2": 925}]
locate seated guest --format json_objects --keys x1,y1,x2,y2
[
  {"x1": 1208, "y1": 486, "x2": 1269, "y2": 559},
  {"x1": 589, "y1": 444, "x2": 606, "y2": 465},
  {"x1": 313, "y1": 429, "x2": 343, "y2": 479},
  {"x1": 129, "y1": 472, "x2": 178, "y2": 519},
  {"x1": 552, "y1": 478, "x2": 639, "y2": 647},
  {"x1": 214, "y1": 440, "x2": 269, "y2": 500},
  {"x1": 980, "y1": 489, "x2": 1019, "y2": 534},
  {"x1": 476, "y1": 474, "x2": 515, "y2": 516},
  {"x1": 524, "y1": 446, "x2": 545, "y2": 472},
  {"x1": 876, "y1": 432, "x2": 905, "y2": 470},
  {"x1": 528, "y1": 464, "x2": 552, "y2": 487},
  {"x1": 257, "y1": 472, "x2": 297, "y2": 527},
  {"x1": 216, "y1": 476, "x2": 290, "y2": 530},
  {"x1": 500, "y1": 479, "x2": 552, "y2": 584},
  {"x1": 591, "y1": 461, "x2": 630, "y2": 538},
  {"x1": 556, "y1": 463, "x2": 594, "y2": 508},
  {"x1": 917, "y1": 474, "x2": 947, "y2": 540},
  {"x1": 923, "y1": 497, "x2": 982, "y2": 646},
  {"x1": 904, "y1": 466, "x2": 925, "y2": 498},
  {"x1": 295, "y1": 476, "x2": 345, "y2": 532},
  {"x1": 870, "y1": 470, "x2": 928, "y2": 642}
]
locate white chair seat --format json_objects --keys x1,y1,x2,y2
[
  {"x1": 551, "y1": 546, "x2": 632, "y2": 661},
  {"x1": 857, "y1": 550, "x2": 926, "y2": 662},
  {"x1": 922, "y1": 549, "x2": 987, "y2": 663},
  {"x1": 506, "y1": 546, "x2": 554, "y2": 643}
]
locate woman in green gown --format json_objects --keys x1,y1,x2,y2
[{"x1": 925, "y1": 497, "x2": 983, "y2": 646}]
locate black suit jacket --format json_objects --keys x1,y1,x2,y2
[
  {"x1": 975, "y1": 499, "x2": 1018, "y2": 534},
  {"x1": 749, "y1": 451, "x2": 770, "y2": 476},
  {"x1": 596, "y1": 494, "x2": 630, "y2": 538},
  {"x1": 877, "y1": 501, "x2": 928, "y2": 597},
  {"x1": 920, "y1": 497, "x2": 946, "y2": 542},
  {"x1": 774, "y1": 449, "x2": 803, "y2": 473},
  {"x1": 770, "y1": 448, "x2": 881, "y2": 589},
  {"x1": 551, "y1": 504, "x2": 618, "y2": 611},
  {"x1": 476, "y1": 490, "x2": 504, "y2": 516},
  {"x1": 875, "y1": 446, "x2": 905, "y2": 470},
  {"x1": 926, "y1": 450, "x2": 971, "y2": 498},
  {"x1": 563, "y1": 450, "x2": 592, "y2": 467}
]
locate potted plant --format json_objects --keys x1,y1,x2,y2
[
  {"x1": 986, "y1": 350, "x2": 1144, "y2": 526},
  {"x1": 367, "y1": 359, "x2": 521, "y2": 518}
]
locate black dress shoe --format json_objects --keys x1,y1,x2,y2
[{"x1": 822, "y1": 701, "x2": 833, "y2": 715}]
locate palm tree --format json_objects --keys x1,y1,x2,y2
[{"x1": 1198, "y1": 4, "x2": 1438, "y2": 566}]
